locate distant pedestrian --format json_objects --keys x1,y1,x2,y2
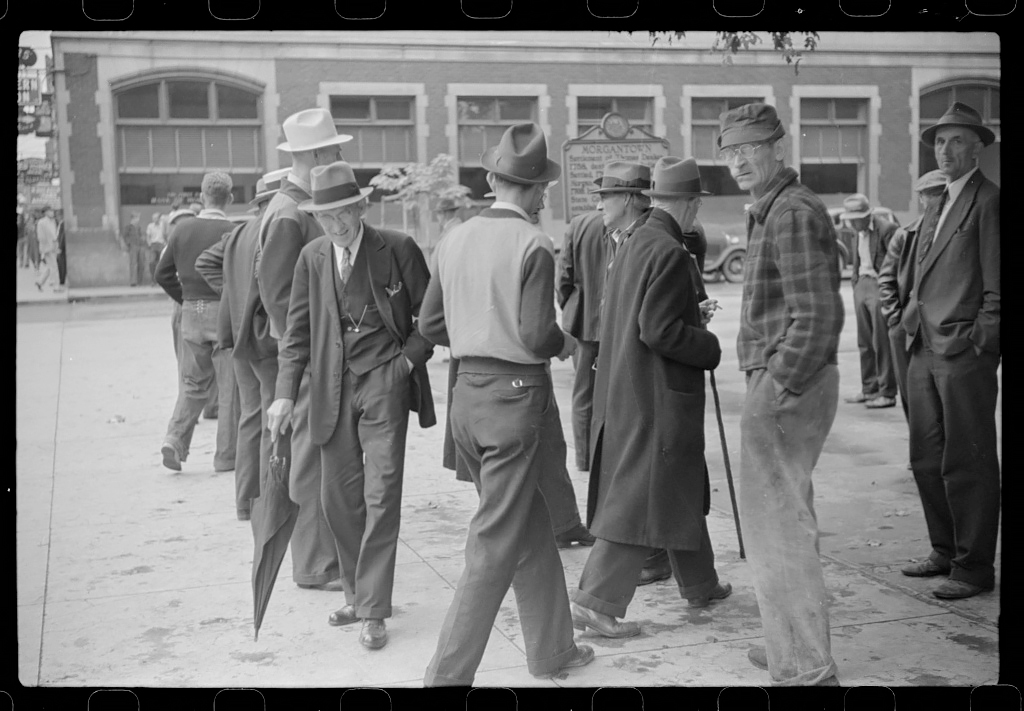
[
  {"x1": 155, "y1": 171, "x2": 239, "y2": 473},
  {"x1": 25, "y1": 210, "x2": 40, "y2": 270},
  {"x1": 34, "y1": 206, "x2": 60, "y2": 291},
  {"x1": 840, "y1": 193, "x2": 899, "y2": 409},
  {"x1": 720, "y1": 102, "x2": 844, "y2": 686},
  {"x1": 146, "y1": 212, "x2": 165, "y2": 284},
  {"x1": 17, "y1": 207, "x2": 27, "y2": 268},
  {"x1": 120, "y1": 212, "x2": 147, "y2": 287},
  {"x1": 899, "y1": 102, "x2": 1000, "y2": 601},
  {"x1": 56, "y1": 212, "x2": 67, "y2": 287}
]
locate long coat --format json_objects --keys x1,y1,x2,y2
[
  {"x1": 275, "y1": 223, "x2": 436, "y2": 446},
  {"x1": 587, "y1": 208, "x2": 722, "y2": 550},
  {"x1": 556, "y1": 210, "x2": 611, "y2": 341}
]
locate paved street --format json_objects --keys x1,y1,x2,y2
[{"x1": 15, "y1": 278, "x2": 1001, "y2": 690}]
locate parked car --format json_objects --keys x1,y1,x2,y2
[
  {"x1": 828, "y1": 206, "x2": 901, "y2": 274},
  {"x1": 702, "y1": 219, "x2": 748, "y2": 283}
]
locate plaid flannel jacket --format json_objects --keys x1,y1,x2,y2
[{"x1": 737, "y1": 167, "x2": 845, "y2": 394}]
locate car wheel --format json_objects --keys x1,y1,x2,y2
[{"x1": 722, "y1": 251, "x2": 745, "y2": 283}]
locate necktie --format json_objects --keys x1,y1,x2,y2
[
  {"x1": 918, "y1": 189, "x2": 949, "y2": 262},
  {"x1": 607, "y1": 231, "x2": 620, "y2": 269},
  {"x1": 340, "y1": 247, "x2": 352, "y2": 284}
]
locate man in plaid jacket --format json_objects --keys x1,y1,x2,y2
[{"x1": 719, "y1": 103, "x2": 845, "y2": 686}]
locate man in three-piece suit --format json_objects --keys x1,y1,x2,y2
[
  {"x1": 195, "y1": 168, "x2": 290, "y2": 521},
  {"x1": 268, "y1": 160, "x2": 435, "y2": 650},
  {"x1": 258, "y1": 108, "x2": 351, "y2": 591},
  {"x1": 899, "y1": 102, "x2": 1000, "y2": 601}
]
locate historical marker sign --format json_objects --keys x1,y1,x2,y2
[{"x1": 561, "y1": 113, "x2": 671, "y2": 223}]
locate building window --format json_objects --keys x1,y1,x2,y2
[
  {"x1": 576, "y1": 97, "x2": 653, "y2": 136},
  {"x1": 692, "y1": 97, "x2": 762, "y2": 196},
  {"x1": 330, "y1": 95, "x2": 416, "y2": 171},
  {"x1": 919, "y1": 82, "x2": 999, "y2": 177},
  {"x1": 799, "y1": 97, "x2": 868, "y2": 196},
  {"x1": 457, "y1": 96, "x2": 538, "y2": 198}
]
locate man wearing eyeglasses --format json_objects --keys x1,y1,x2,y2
[{"x1": 719, "y1": 103, "x2": 844, "y2": 686}]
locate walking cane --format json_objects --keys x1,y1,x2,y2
[{"x1": 709, "y1": 370, "x2": 745, "y2": 559}]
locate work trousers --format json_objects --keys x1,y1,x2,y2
[
  {"x1": 888, "y1": 325, "x2": 910, "y2": 421},
  {"x1": 907, "y1": 341, "x2": 1000, "y2": 588},
  {"x1": 424, "y1": 366, "x2": 576, "y2": 686},
  {"x1": 853, "y1": 277, "x2": 897, "y2": 398},
  {"x1": 572, "y1": 524, "x2": 718, "y2": 619},
  {"x1": 739, "y1": 365, "x2": 839, "y2": 686},
  {"x1": 321, "y1": 356, "x2": 410, "y2": 619},
  {"x1": 172, "y1": 302, "x2": 219, "y2": 416},
  {"x1": 163, "y1": 299, "x2": 238, "y2": 470},
  {"x1": 128, "y1": 242, "x2": 148, "y2": 286},
  {"x1": 570, "y1": 340, "x2": 599, "y2": 471},
  {"x1": 233, "y1": 355, "x2": 276, "y2": 515}
]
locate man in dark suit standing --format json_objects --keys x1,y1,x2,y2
[
  {"x1": 196, "y1": 168, "x2": 289, "y2": 520},
  {"x1": 258, "y1": 108, "x2": 351, "y2": 591},
  {"x1": 899, "y1": 102, "x2": 1000, "y2": 600},
  {"x1": 268, "y1": 161, "x2": 436, "y2": 650},
  {"x1": 840, "y1": 193, "x2": 899, "y2": 409}
]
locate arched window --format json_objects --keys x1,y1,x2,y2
[
  {"x1": 920, "y1": 79, "x2": 999, "y2": 184},
  {"x1": 113, "y1": 72, "x2": 265, "y2": 210}
]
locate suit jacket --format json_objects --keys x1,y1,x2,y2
[
  {"x1": 901, "y1": 170, "x2": 1000, "y2": 357},
  {"x1": 257, "y1": 179, "x2": 324, "y2": 340},
  {"x1": 851, "y1": 214, "x2": 899, "y2": 287},
  {"x1": 877, "y1": 217, "x2": 918, "y2": 332},
  {"x1": 275, "y1": 223, "x2": 436, "y2": 445},
  {"x1": 557, "y1": 211, "x2": 610, "y2": 342},
  {"x1": 195, "y1": 216, "x2": 278, "y2": 361}
]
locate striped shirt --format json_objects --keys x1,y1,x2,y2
[{"x1": 737, "y1": 167, "x2": 845, "y2": 394}]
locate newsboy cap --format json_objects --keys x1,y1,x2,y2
[
  {"x1": 718, "y1": 103, "x2": 786, "y2": 149},
  {"x1": 914, "y1": 169, "x2": 948, "y2": 194}
]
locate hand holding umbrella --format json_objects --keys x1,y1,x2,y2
[{"x1": 267, "y1": 398, "x2": 294, "y2": 442}]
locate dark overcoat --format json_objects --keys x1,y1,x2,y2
[{"x1": 587, "y1": 208, "x2": 722, "y2": 550}]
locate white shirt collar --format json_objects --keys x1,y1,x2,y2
[
  {"x1": 489, "y1": 201, "x2": 531, "y2": 222},
  {"x1": 287, "y1": 171, "x2": 311, "y2": 195},
  {"x1": 945, "y1": 166, "x2": 978, "y2": 207},
  {"x1": 332, "y1": 221, "x2": 365, "y2": 276},
  {"x1": 197, "y1": 208, "x2": 227, "y2": 220}
]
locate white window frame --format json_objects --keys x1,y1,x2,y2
[
  {"x1": 681, "y1": 85, "x2": 775, "y2": 164},
  {"x1": 566, "y1": 84, "x2": 665, "y2": 140},
  {"x1": 317, "y1": 82, "x2": 427, "y2": 165},
  {"x1": 791, "y1": 85, "x2": 880, "y2": 206}
]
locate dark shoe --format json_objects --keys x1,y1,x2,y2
[
  {"x1": 161, "y1": 443, "x2": 182, "y2": 472},
  {"x1": 532, "y1": 644, "x2": 595, "y2": 679},
  {"x1": 933, "y1": 579, "x2": 994, "y2": 600},
  {"x1": 236, "y1": 509, "x2": 250, "y2": 521},
  {"x1": 214, "y1": 461, "x2": 235, "y2": 473},
  {"x1": 901, "y1": 559, "x2": 950, "y2": 577},
  {"x1": 906, "y1": 461, "x2": 913, "y2": 471},
  {"x1": 687, "y1": 582, "x2": 733, "y2": 608},
  {"x1": 638, "y1": 565, "x2": 673, "y2": 586},
  {"x1": 327, "y1": 604, "x2": 359, "y2": 627},
  {"x1": 360, "y1": 619, "x2": 388, "y2": 649},
  {"x1": 571, "y1": 602, "x2": 641, "y2": 638},
  {"x1": 299, "y1": 578, "x2": 347, "y2": 592},
  {"x1": 817, "y1": 675, "x2": 842, "y2": 686},
  {"x1": 865, "y1": 395, "x2": 897, "y2": 409},
  {"x1": 203, "y1": 409, "x2": 218, "y2": 420},
  {"x1": 556, "y1": 524, "x2": 596, "y2": 549},
  {"x1": 844, "y1": 392, "x2": 872, "y2": 404},
  {"x1": 748, "y1": 645, "x2": 768, "y2": 670}
]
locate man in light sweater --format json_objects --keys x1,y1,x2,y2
[{"x1": 420, "y1": 122, "x2": 595, "y2": 686}]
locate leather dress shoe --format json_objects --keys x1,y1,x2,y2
[
  {"x1": 901, "y1": 559, "x2": 950, "y2": 577},
  {"x1": 638, "y1": 565, "x2": 673, "y2": 586},
  {"x1": 844, "y1": 392, "x2": 873, "y2": 404},
  {"x1": 571, "y1": 602, "x2": 641, "y2": 638},
  {"x1": 299, "y1": 578, "x2": 347, "y2": 592},
  {"x1": 328, "y1": 604, "x2": 359, "y2": 626},
  {"x1": 360, "y1": 619, "x2": 388, "y2": 649},
  {"x1": 865, "y1": 395, "x2": 896, "y2": 409},
  {"x1": 687, "y1": 582, "x2": 733, "y2": 608},
  {"x1": 532, "y1": 644, "x2": 595, "y2": 679},
  {"x1": 161, "y1": 443, "x2": 182, "y2": 472},
  {"x1": 556, "y1": 524, "x2": 596, "y2": 549},
  {"x1": 933, "y1": 579, "x2": 994, "y2": 600}
]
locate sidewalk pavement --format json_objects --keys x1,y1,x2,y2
[
  {"x1": 16, "y1": 261, "x2": 167, "y2": 305},
  {"x1": 15, "y1": 281, "x2": 1001, "y2": 689}
]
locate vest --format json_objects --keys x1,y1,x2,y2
[{"x1": 334, "y1": 243, "x2": 401, "y2": 375}]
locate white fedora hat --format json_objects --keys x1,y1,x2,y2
[
  {"x1": 276, "y1": 108, "x2": 353, "y2": 153},
  {"x1": 251, "y1": 167, "x2": 291, "y2": 204},
  {"x1": 298, "y1": 161, "x2": 374, "y2": 212}
]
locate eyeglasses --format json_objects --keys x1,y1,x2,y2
[{"x1": 718, "y1": 142, "x2": 768, "y2": 163}]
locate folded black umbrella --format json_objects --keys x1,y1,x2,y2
[{"x1": 252, "y1": 435, "x2": 299, "y2": 641}]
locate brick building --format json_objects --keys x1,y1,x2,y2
[{"x1": 51, "y1": 31, "x2": 999, "y2": 287}]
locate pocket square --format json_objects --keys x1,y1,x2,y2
[{"x1": 385, "y1": 282, "x2": 404, "y2": 297}]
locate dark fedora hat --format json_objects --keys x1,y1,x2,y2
[
  {"x1": 590, "y1": 161, "x2": 652, "y2": 194},
  {"x1": 481, "y1": 122, "x2": 561, "y2": 185},
  {"x1": 642, "y1": 157, "x2": 712, "y2": 198},
  {"x1": 717, "y1": 102, "x2": 786, "y2": 149},
  {"x1": 920, "y1": 101, "x2": 996, "y2": 147},
  {"x1": 298, "y1": 161, "x2": 374, "y2": 212}
]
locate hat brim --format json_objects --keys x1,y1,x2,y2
[
  {"x1": 480, "y1": 146, "x2": 562, "y2": 184},
  {"x1": 298, "y1": 187, "x2": 374, "y2": 212},
  {"x1": 641, "y1": 188, "x2": 713, "y2": 198},
  {"x1": 920, "y1": 121, "x2": 996, "y2": 148},
  {"x1": 717, "y1": 123, "x2": 786, "y2": 149},
  {"x1": 590, "y1": 186, "x2": 649, "y2": 195},
  {"x1": 250, "y1": 189, "x2": 278, "y2": 205},
  {"x1": 838, "y1": 210, "x2": 871, "y2": 221},
  {"x1": 276, "y1": 133, "x2": 353, "y2": 153}
]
